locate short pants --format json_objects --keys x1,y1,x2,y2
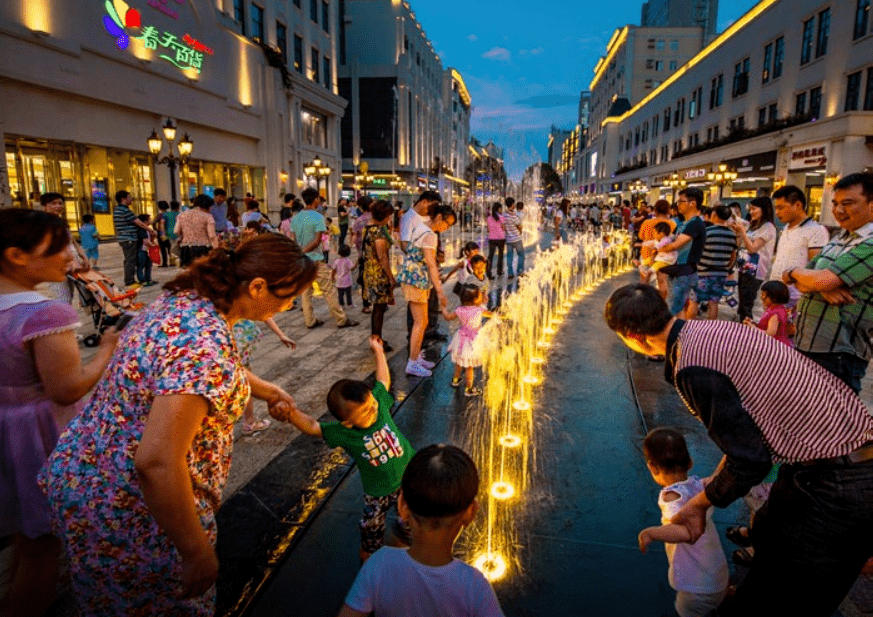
[
  {"x1": 694, "y1": 275, "x2": 727, "y2": 303},
  {"x1": 360, "y1": 489, "x2": 412, "y2": 555},
  {"x1": 668, "y1": 273, "x2": 698, "y2": 315},
  {"x1": 85, "y1": 247, "x2": 99, "y2": 262}
]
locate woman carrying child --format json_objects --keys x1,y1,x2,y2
[
  {"x1": 362, "y1": 200, "x2": 397, "y2": 352},
  {"x1": 442, "y1": 285, "x2": 493, "y2": 397}
]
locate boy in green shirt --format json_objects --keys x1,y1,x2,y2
[{"x1": 275, "y1": 335, "x2": 414, "y2": 561}]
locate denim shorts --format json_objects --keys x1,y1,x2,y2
[
  {"x1": 694, "y1": 275, "x2": 727, "y2": 303},
  {"x1": 668, "y1": 273, "x2": 698, "y2": 315}
]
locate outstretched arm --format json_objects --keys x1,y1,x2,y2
[
  {"x1": 272, "y1": 400, "x2": 323, "y2": 437},
  {"x1": 264, "y1": 317, "x2": 296, "y2": 349},
  {"x1": 369, "y1": 335, "x2": 390, "y2": 390},
  {"x1": 638, "y1": 523, "x2": 693, "y2": 553}
]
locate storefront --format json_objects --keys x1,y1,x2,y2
[
  {"x1": 786, "y1": 142, "x2": 829, "y2": 221},
  {"x1": 723, "y1": 151, "x2": 777, "y2": 200}
]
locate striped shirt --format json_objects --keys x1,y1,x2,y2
[
  {"x1": 794, "y1": 222, "x2": 873, "y2": 360},
  {"x1": 697, "y1": 224, "x2": 737, "y2": 276},
  {"x1": 112, "y1": 204, "x2": 138, "y2": 242},
  {"x1": 502, "y1": 211, "x2": 522, "y2": 243},
  {"x1": 667, "y1": 319, "x2": 873, "y2": 507}
]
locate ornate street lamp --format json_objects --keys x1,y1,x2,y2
[
  {"x1": 304, "y1": 156, "x2": 332, "y2": 196},
  {"x1": 147, "y1": 119, "x2": 193, "y2": 203},
  {"x1": 663, "y1": 172, "x2": 686, "y2": 203},
  {"x1": 707, "y1": 163, "x2": 738, "y2": 201}
]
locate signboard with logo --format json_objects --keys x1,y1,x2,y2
[
  {"x1": 683, "y1": 168, "x2": 708, "y2": 181},
  {"x1": 788, "y1": 143, "x2": 829, "y2": 170},
  {"x1": 724, "y1": 151, "x2": 777, "y2": 178}
]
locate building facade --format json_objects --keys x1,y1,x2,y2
[
  {"x1": 641, "y1": 0, "x2": 719, "y2": 41},
  {"x1": 0, "y1": 0, "x2": 346, "y2": 235},
  {"x1": 338, "y1": 0, "x2": 471, "y2": 200},
  {"x1": 585, "y1": 0, "x2": 873, "y2": 225}
]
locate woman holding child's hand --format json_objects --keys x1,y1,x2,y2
[{"x1": 41, "y1": 234, "x2": 317, "y2": 615}]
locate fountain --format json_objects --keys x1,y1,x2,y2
[{"x1": 461, "y1": 224, "x2": 633, "y2": 583}]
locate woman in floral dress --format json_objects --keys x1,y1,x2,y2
[
  {"x1": 40, "y1": 233, "x2": 317, "y2": 615},
  {"x1": 362, "y1": 200, "x2": 397, "y2": 351}
]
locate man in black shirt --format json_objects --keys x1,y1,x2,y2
[{"x1": 657, "y1": 188, "x2": 707, "y2": 318}]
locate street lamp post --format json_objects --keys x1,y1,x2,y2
[
  {"x1": 304, "y1": 156, "x2": 332, "y2": 199},
  {"x1": 664, "y1": 172, "x2": 686, "y2": 204},
  {"x1": 707, "y1": 164, "x2": 738, "y2": 201},
  {"x1": 147, "y1": 118, "x2": 193, "y2": 204}
]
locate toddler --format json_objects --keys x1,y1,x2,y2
[
  {"x1": 79, "y1": 214, "x2": 100, "y2": 268},
  {"x1": 638, "y1": 427, "x2": 728, "y2": 617},
  {"x1": 136, "y1": 214, "x2": 156, "y2": 287},
  {"x1": 640, "y1": 222, "x2": 678, "y2": 278},
  {"x1": 333, "y1": 244, "x2": 356, "y2": 308},
  {"x1": 275, "y1": 336, "x2": 414, "y2": 562},
  {"x1": 339, "y1": 444, "x2": 504, "y2": 617},
  {"x1": 442, "y1": 286, "x2": 493, "y2": 397},
  {"x1": 447, "y1": 241, "x2": 480, "y2": 292},
  {"x1": 744, "y1": 280, "x2": 793, "y2": 346}
]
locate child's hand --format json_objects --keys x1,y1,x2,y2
[
  {"x1": 279, "y1": 334, "x2": 296, "y2": 349},
  {"x1": 269, "y1": 400, "x2": 293, "y2": 422},
  {"x1": 368, "y1": 334, "x2": 384, "y2": 353},
  {"x1": 638, "y1": 529, "x2": 654, "y2": 554}
]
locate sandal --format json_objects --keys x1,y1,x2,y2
[
  {"x1": 361, "y1": 307, "x2": 371, "y2": 314},
  {"x1": 726, "y1": 525, "x2": 752, "y2": 547},
  {"x1": 242, "y1": 418, "x2": 271, "y2": 436},
  {"x1": 451, "y1": 377, "x2": 462, "y2": 388},
  {"x1": 732, "y1": 547, "x2": 755, "y2": 567}
]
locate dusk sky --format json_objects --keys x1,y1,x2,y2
[{"x1": 411, "y1": 0, "x2": 760, "y2": 180}]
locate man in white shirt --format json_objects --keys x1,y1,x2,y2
[
  {"x1": 770, "y1": 184, "x2": 830, "y2": 307},
  {"x1": 400, "y1": 190, "x2": 440, "y2": 253}
]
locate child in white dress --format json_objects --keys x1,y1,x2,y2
[{"x1": 442, "y1": 286, "x2": 492, "y2": 397}]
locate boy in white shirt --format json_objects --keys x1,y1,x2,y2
[
  {"x1": 338, "y1": 444, "x2": 504, "y2": 617},
  {"x1": 638, "y1": 428, "x2": 728, "y2": 617}
]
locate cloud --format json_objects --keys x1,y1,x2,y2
[
  {"x1": 482, "y1": 47, "x2": 511, "y2": 62},
  {"x1": 515, "y1": 94, "x2": 580, "y2": 108},
  {"x1": 530, "y1": 47, "x2": 545, "y2": 56},
  {"x1": 467, "y1": 34, "x2": 477, "y2": 41}
]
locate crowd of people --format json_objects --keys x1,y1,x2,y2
[{"x1": 606, "y1": 171, "x2": 873, "y2": 617}]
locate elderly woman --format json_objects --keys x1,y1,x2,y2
[
  {"x1": 396, "y1": 204, "x2": 456, "y2": 377},
  {"x1": 40, "y1": 232, "x2": 317, "y2": 615},
  {"x1": 0, "y1": 209, "x2": 118, "y2": 617},
  {"x1": 175, "y1": 193, "x2": 220, "y2": 267}
]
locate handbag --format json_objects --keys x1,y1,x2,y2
[{"x1": 148, "y1": 244, "x2": 161, "y2": 265}]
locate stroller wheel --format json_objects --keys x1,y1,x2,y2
[{"x1": 83, "y1": 334, "x2": 100, "y2": 347}]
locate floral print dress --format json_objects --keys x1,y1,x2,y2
[
  {"x1": 362, "y1": 224, "x2": 395, "y2": 305},
  {"x1": 39, "y1": 291, "x2": 249, "y2": 616}
]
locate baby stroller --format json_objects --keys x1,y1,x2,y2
[{"x1": 68, "y1": 270, "x2": 143, "y2": 347}]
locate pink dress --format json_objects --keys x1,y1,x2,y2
[
  {"x1": 447, "y1": 305, "x2": 486, "y2": 368},
  {"x1": 757, "y1": 304, "x2": 792, "y2": 347},
  {"x1": 0, "y1": 292, "x2": 81, "y2": 538}
]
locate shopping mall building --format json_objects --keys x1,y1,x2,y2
[
  {"x1": 0, "y1": 0, "x2": 346, "y2": 235},
  {"x1": 580, "y1": 0, "x2": 873, "y2": 225}
]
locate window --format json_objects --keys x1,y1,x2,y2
[
  {"x1": 856, "y1": 0, "x2": 871, "y2": 40},
  {"x1": 276, "y1": 22, "x2": 287, "y2": 64},
  {"x1": 846, "y1": 71, "x2": 862, "y2": 111},
  {"x1": 233, "y1": 0, "x2": 245, "y2": 35},
  {"x1": 733, "y1": 58, "x2": 750, "y2": 97},
  {"x1": 669, "y1": 60, "x2": 677, "y2": 71},
  {"x1": 670, "y1": 39, "x2": 679, "y2": 51},
  {"x1": 758, "y1": 107, "x2": 767, "y2": 128},
  {"x1": 635, "y1": 128, "x2": 640, "y2": 146},
  {"x1": 664, "y1": 107, "x2": 671, "y2": 131},
  {"x1": 301, "y1": 108, "x2": 327, "y2": 148},
  {"x1": 323, "y1": 56, "x2": 331, "y2": 88},
  {"x1": 294, "y1": 35, "x2": 303, "y2": 73},
  {"x1": 810, "y1": 86, "x2": 822, "y2": 119},
  {"x1": 655, "y1": 60, "x2": 663, "y2": 71},
  {"x1": 773, "y1": 37, "x2": 784, "y2": 79},
  {"x1": 866, "y1": 68, "x2": 873, "y2": 110},
  {"x1": 816, "y1": 9, "x2": 830, "y2": 58},
  {"x1": 801, "y1": 17, "x2": 814, "y2": 64},
  {"x1": 689, "y1": 87, "x2": 702, "y2": 118},
  {"x1": 311, "y1": 47, "x2": 320, "y2": 82},
  {"x1": 710, "y1": 74, "x2": 723, "y2": 108},
  {"x1": 310, "y1": 0, "x2": 318, "y2": 22},
  {"x1": 294, "y1": 0, "x2": 301, "y2": 7},
  {"x1": 322, "y1": 1, "x2": 329, "y2": 32},
  {"x1": 656, "y1": 40, "x2": 665, "y2": 50},
  {"x1": 796, "y1": 91, "x2": 807, "y2": 115},
  {"x1": 762, "y1": 43, "x2": 773, "y2": 83},
  {"x1": 646, "y1": 59, "x2": 655, "y2": 69},
  {"x1": 251, "y1": 4, "x2": 264, "y2": 42},
  {"x1": 768, "y1": 103, "x2": 777, "y2": 123},
  {"x1": 653, "y1": 114, "x2": 660, "y2": 137}
]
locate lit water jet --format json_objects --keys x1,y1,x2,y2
[
  {"x1": 474, "y1": 553, "x2": 507, "y2": 582},
  {"x1": 537, "y1": 340, "x2": 551, "y2": 349},
  {"x1": 531, "y1": 356, "x2": 545, "y2": 364},
  {"x1": 522, "y1": 375, "x2": 541, "y2": 385},
  {"x1": 512, "y1": 400, "x2": 531, "y2": 412},
  {"x1": 490, "y1": 482, "x2": 516, "y2": 500},
  {"x1": 499, "y1": 434, "x2": 522, "y2": 448}
]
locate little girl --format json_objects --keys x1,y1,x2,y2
[
  {"x1": 744, "y1": 280, "x2": 793, "y2": 346},
  {"x1": 446, "y1": 241, "x2": 480, "y2": 288},
  {"x1": 442, "y1": 285, "x2": 493, "y2": 397}
]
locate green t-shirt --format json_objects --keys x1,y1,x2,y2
[{"x1": 320, "y1": 382, "x2": 414, "y2": 497}]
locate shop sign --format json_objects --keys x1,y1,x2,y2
[
  {"x1": 147, "y1": 0, "x2": 183, "y2": 20},
  {"x1": 372, "y1": 178, "x2": 387, "y2": 186},
  {"x1": 610, "y1": 182, "x2": 623, "y2": 192},
  {"x1": 683, "y1": 168, "x2": 708, "y2": 180},
  {"x1": 788, "y1": 143, "x2": 828, "y2": 170},
  {"x1": 724, "y1": 151, "x2": 777, "y2": 178},
  {"x1": 102, "y1": 0, "x2": 211, "y2": 74}
]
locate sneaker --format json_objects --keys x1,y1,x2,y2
[
  {"x1": 337, "y1": 320, "x2": 359, "y2": 328},
  {"x1": 242, "y1": 418, "x2": 271, "y2": 436},
  {"x1": 450, "y1": 377, "x2": 462, "y2": 388},
  {"x1": 405, "y1": 360, "x2": 432, "y2": 377},
  {"x1": 417, "y1": 356, "x2": 436, "y2": 369},
  {"x1": 307, "y1": 319, "x2": 325, "y2": 329},
  {"x1": 464, "y1": 386, "x2": 482, "y2": 397}
]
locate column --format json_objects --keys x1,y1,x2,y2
[{"x1": 0, "y1": 131, "x2": 11, "y2": 209}]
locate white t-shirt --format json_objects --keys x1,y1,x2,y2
[
  {"x1": 744, "y1": 222, "x2": 777, "y2": 279},
  {"x1": 769, "y1": 218, "x2": 830, "y2": 285},
  {"x1": 344, "y1": 546, "x2": 504, "y2": 617},
  {"x1": 659, "y1": 476, "x2": 729, "y2": 594},
  {"x1": 400, "y1": 207, "x2": 427, "y2": 244}
]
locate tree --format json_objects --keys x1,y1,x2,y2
[{"x1": 539, "y1": 163, "x2": 563, "y2": 198}]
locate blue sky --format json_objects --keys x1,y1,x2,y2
[{"x1": 411, "y1": 0, "x2": 760, "y2": 179}]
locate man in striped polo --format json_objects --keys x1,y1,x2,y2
[
  {"x1": 112, "y1": 190, "x2": 154, "y2": 288},
  {"x1": 686, "y1": 204, "x2": 738, "y2": 320},
  {"x1": 605, "y1": 283, "x2": 873, "y2": 617},
  {"x1": 783, "y1": 173, "x2": 873, "y2": 393}
]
